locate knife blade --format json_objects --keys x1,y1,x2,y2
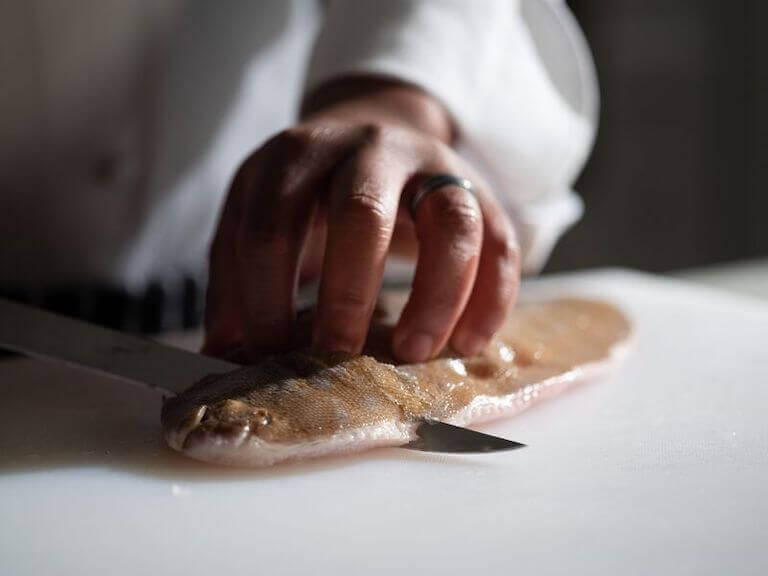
[
  {"x1": 408, "y1": 420, "x2": 526, "y2": 453},
  {"x1": 0, "y1": 298, "x2": 525, "y2": 454},
  {"x1": 0, "y1": 297, "x2": 235, "y2": 395}
]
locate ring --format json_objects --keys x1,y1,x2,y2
[{"x1": 410, "y1": 174, "x2": 475, "y2": 218}]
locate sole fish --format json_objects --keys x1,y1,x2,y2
[{"x1": 162, "y1": 298, "x2": 631, "y2": 467}]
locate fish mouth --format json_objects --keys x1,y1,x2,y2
[
  {"x1": 163, "y1": 404, "x2": 207, "y2": 452},
  {"x1": 180, "y1": 422, "x2": 252, "y2": 453},
  {"x1": 164, "y1": 404, "x2": 254, "y2": 454}
]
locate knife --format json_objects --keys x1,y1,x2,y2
[{"x1": 0, "y1": 298, "x2": 525, "y2": 454}]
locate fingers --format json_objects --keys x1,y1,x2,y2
[
  {"x1": 204, "y1": 122, "x2": 519, "y2": 363},
  {"x1": 205, "y1": 127, "x2": 352, "y2": 358},
  {"x1": 204, "y1": 141, "x2": 310, "y2": 356},
  {"x1": 313, "y1": 143, "x2": 408, "y2": 353},
  {"x1": 235, "y1": 129, "x2": 336, "y2": 354},
  {"x1": 392, "y1": 182, "x2": 484, "y2": 362},
  {"x1": 451, "y1": 194, "x2": 520, "y2": 356},
  {"x1": 202, "y1": 163, "x2": 250, "y2": 357}
]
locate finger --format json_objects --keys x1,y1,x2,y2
[
  {"x1": 313, "y1": 144, "x2": 407, "y2": 353},
  {"x1": 202, "y1": 160, "x2": 253, "y2": 357},
  {"x1": 235, "y1": 130, "x2": 328, "y2": 355},
  {"x1": 451, "y1": 193, "x2": 520, "y2": 356},
  {"x1": 236, "y1": 127, "x2": 376, "y2": 356},
  {"x1": 392, "y1": 183, "x2": 483, "y2": 363}
]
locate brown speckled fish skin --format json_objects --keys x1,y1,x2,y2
[
  {"x1": 162, "y1": 353, "x2": 428, "y2": 449},
  {"x1": 162, "y1": 298, "x2": 630, "y2": 459}
]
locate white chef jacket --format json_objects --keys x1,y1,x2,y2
[{"x1": 0, "y1": 0, "x2": 597, "y2": 293}]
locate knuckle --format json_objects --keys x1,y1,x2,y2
[
  {"x1": 326, "y1": 291, "x2": 373, "y2": 321},
  {"x1": 265, "y1": 127, "x2": 314, "y2": 161},
  {"x1": 416, "y1": 135, "x2": 457, "y2": 167},
  {"x1": 253, "y1": 130, "x2": 316, "y2": 207},
  {"x1": 491, "y1": 232, "x2": 521, "y2": 273},
  {"x1": 430, "y1": 192, "x2": 482, "y2": 239},
  {"x1": 339, "y1": 190, "x2": 391, "y2": 230},
  {"x1": 359, "y1": 122, "x2": 388, "y2": 147},
  {"x1": 425, "y1": 138, "x2": 451, "y2": 162},
  {"x1": 270, "y1": 172, "x2": 299, "y2": 205}
]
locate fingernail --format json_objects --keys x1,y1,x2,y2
[
  {"x1": 452, "y1": 331, "x2": 486, "y2": 357},
  {"x1": 395, "y1": 332, "x2": 434, "y2": 363}
]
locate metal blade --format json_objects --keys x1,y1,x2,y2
[
  {"x1": 405, "y1": 420, "x2": 527, "y2": 453},
  {"x1": 0, "y1": 298, "x2": 238, "y2": 395}
]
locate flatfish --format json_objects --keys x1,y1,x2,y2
[{"x1": 162, "y1": 298, "x2": 631, "y2": 467}]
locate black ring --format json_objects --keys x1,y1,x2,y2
[{"x1": 409, "y1": 174, "x2": 475, "y2": 218}]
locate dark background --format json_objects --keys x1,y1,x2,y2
[{"x1": 547, "y1": 0, "x2": 767, "y2": 273}]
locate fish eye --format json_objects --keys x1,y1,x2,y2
[{"x1": 252, "y1": 408, "x2": 272, "y2": 427}]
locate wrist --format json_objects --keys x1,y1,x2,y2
[{"x1": 301, "y1": 76, "x2": 455, "y2": 144}]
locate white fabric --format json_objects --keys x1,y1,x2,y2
[
  {"x1": 0, "y1": 0, "x2": 597, "y2": 291},
  {"x1": 309, "y1": 0, "x2": 597, "y2": 273}
]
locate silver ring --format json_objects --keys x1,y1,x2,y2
[{"x1": 410, "y1": 174, "x2": 475, "y2": 218}]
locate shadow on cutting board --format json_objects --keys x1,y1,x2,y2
[{"x1": 0, "y1": 358, "x2": 490, "y2": 481}]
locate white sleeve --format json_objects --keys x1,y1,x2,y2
[{"x1": 306, "y1": 0, "x2": 599, "y2": 274}]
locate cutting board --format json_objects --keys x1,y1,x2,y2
[{"x1": 1, "y1": 269, "x2": 767, "y2": 575}]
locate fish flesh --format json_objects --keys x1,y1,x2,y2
[{"x1": 162, "y1": 298, "x2": 631, "y2": 467}]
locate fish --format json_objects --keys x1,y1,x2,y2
[{"x1": 161, "y1": 297, "x2": 632, "y2": 467}]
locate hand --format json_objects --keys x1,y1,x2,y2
[{"x1": 203, "y1": 78, "x2": 520, "y2": 363}]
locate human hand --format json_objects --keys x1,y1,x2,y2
[{"x1": 203, "y1": 78, "x2": 520, "y2": 363}]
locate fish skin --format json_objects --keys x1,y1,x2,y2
[{"x1": 161, "y1": 298, "x2": 632, "y2": 467}]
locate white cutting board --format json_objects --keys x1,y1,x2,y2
[{"x1": 1, "y1": 269, "x2": 767, "y2": 576}]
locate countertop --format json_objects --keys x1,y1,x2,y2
[{"x1": 672, "y1": 257, "x2": 768, "y2": 302}]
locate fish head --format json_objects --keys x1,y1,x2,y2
[{"x1": 160, "y1": 352, "x2": 412, "y2": 466}]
